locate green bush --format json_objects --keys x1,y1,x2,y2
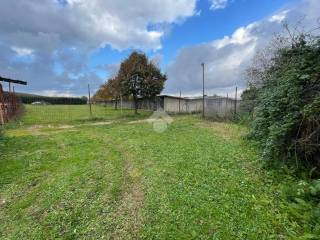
[
  {"x1": 248, "y1": 37, "x2": 320, "y2": 172},
  {"x1": 239, "y1": 84, "x2": 259, "y2": 121},
  {"x1": 283, "y1": 179, "x2": 320, "y2": 237}
]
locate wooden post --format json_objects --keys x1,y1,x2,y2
[
  {"x1": 88, "y1": 84, "x2": 92, "y2": 118},
  {"x1": 201, "y1": 63, "x2": 205, "y2": 118},
  {"x1": 226, "y1": 93, "x2": 229, "y2": 117},
  {"x1": 120, "y1": 93, "x2": 123, "y2": 115},
  {"x1": 0, "y1": 84, "x2": 4, "y2": 125},
  {"x1": 179, "y1": 90, "x2": 181, "y2": 113},
  {"x1": 12, "y1": 86, "x2": 16, "y2": 111},
  {"x1": 234, "y1": 87, "x2": 238, "y2": 116}
]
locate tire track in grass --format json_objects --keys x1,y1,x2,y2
[{"x1": 110, "y1": 143, "x2": 144, "y2": 240}]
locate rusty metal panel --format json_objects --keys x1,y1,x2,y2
[{"x1": 0, "y1": 83, "x2": 23, "y2": 125}]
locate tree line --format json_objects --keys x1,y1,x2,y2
[{"x1": 16, "y1": 93, "x2": 88, "y2": 105}]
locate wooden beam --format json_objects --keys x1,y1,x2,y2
[{"x1": 0, "y1": 76, "x2": 27, "y2": 85}]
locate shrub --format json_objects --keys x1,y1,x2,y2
[
  {"x1": 239, "y1": 84, "x2": 259, "y2": 121},
  {"x1": 248, "y1": 37, "x2": 320, "y2": 172}
]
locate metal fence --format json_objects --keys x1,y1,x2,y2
[
  {"x1": 95, "y1": 95, "x2": 241, "y2": 119},
  {"x1": 0, "y1": 84, "x2": 246, "y2": 127}
]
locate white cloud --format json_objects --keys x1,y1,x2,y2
[
  {"x1": 0, "y1": 0, "x2": 197, "y2": 52},
  {"x1": 68, "y1": 0, "x2": 197, "y2": 50},
  {"x1": 213, "y1": 24, "x2": 258, "y2": 49},
  {"x1": 0, "y1": 0, "x2": 197, "y2": 95},
  {"x1": 11, "y1": 47, "x2": 34, "y2": 57},
  {"x1": 165, "y1": 0, "x2": 320, "y2": 96},
  {"x1": 269, "y1": 10, "x2": 289, "y2": 23},
  {"x1": 209, "y1": 0, "x2": 229, "y2": 10},
  {"x1": 36, "y1": 90, "x2": 76, "y2": 97}
]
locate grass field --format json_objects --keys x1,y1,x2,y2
[
  {"x1": 21, "y1": 104, "x2": 151, "y2": 125},
  {"x1": 0, "y1": 105, "x2": 302, "y2": 239}
]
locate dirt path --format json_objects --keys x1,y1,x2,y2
[
  {"x1": 6, "y1": 121, "x2": 114, "y2": 137},
  {"x1": 110, "y1": 144, "x2": 144, "y2": 240}
]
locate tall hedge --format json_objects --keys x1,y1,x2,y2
[{"x1": 248, "y1": 37, "x2": 320, "y2": 170}]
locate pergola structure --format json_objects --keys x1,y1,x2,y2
[
  {"x1": 0, "y1": 76, "x2": 27, "y2": 124},
  {"x1": 0, "y1": 76, "x2": 27, "y2": 92}
]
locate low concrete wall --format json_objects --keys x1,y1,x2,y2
[
  {"x1": 95, "y1": 98, "x2": 161, "y2": 111},
  {"x1": 204, "y1": 97, "x2": 239, "y2": 119},
  {"x1": 163, "y1": 97, "x2": 202, "y2": 113},
  {"x1": 95, "y1": 96, "x2": 240, "y2": 119}
]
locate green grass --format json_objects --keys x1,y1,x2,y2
[
  {"x1": 20, "y1": 104, "x2": 151, "y2": 125},
  {"x1": 0, "y1": 105, "x2": 303, "y2": 239}
]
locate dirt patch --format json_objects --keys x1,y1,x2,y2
[
  {"x1": 24, "y1": 124, "x2": 76, "y2": 136},
  {"x1": 83, "y1": 121, "x2": 113, "y2": 126},
  {"x1": 28, "y1": 125, "x2": 43, "y2": 131},
  {"x1": 28, "y1": 124, "x2": 74, "y2": 130},
  {"x1": 128, "y1": 118, "x2": 164, "y2": 124},
  {"x1": 128, "y1": 119, "x2": 149, "y2": 124},
  {"x1": 6, "y1": 121, "x2": 113, "y2": 137},
  {"x1": 57, "y1": 125, "x2": 74, "y2": 129}
]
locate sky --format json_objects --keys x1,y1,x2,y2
[{"x1": 0, "y1": 0, "x2": 319, "y2": 97}]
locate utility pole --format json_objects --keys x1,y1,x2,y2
[
  {"x1": 120, "y1": 92, "x2": 123, "y2": 115},
  {"x1": 88, "y1": 84, "x2": 92, "y2": 118},
  {"x1": 201, "y1": 63, "x2": 205, "y2": 118},
  {"x1": 234, "y1": 86, "x2": 238, "y2": 117},
  {"x1": 12, "y1": 86, "x2": 16, "y2": 110},
  {"x1": 179, "y1": 90, "x2": 181, "y2": 113},
  {"x1": 0, "y1": 84, "x2": 3, "y2": 125}
]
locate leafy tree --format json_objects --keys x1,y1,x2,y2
[
  {"x1": 117, "y1": 51, "x2": 166, "y2": 114},
  {"x1": 93, "y1": 77, "x2": 121, "y2": 109},
  {"x1": 93, "y1": 83, "x2": 110, "y2": 101}
]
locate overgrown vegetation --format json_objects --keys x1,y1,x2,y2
[
  {"x1": 241, "y1": 27, "x2": 320, "y2": 238},
  {"x1": 239, "y1": 83, "x2": 259, "y2": 120},
  {"x1": 246, "y1": 35, "x2": 320, "y2": 171}
]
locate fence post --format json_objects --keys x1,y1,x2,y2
[
  {"x1": 120, "y1": 93, "x2": 123, "y2": 115},
  {"x1": 179, "y1": 90, "x2": 181, "y2": 113},
  {"x1": 234, "y1": 87, "x2": 238, "y2": 118},
  {"x1": 0, "y1": 84, "x2": 4, "y2": 125},
  {"x1": 88, "y1": 84, "x2": 92, "y2": 118},
  {"x1": 201, "y1": 63, "x2": 205, "y2": 118}
]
